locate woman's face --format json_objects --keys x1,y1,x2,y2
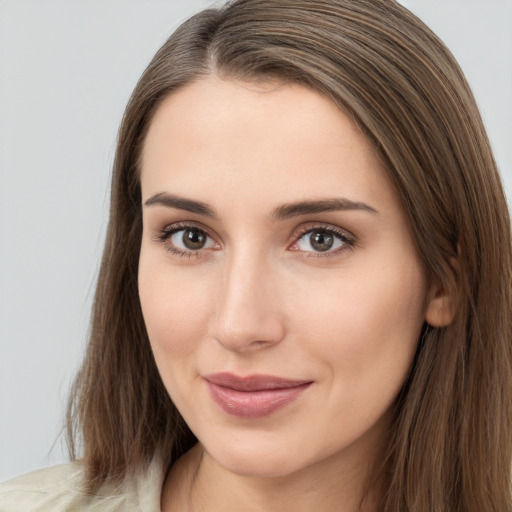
[{"x1": 138, "y1": 76, "x2": 435, "y2": 478}]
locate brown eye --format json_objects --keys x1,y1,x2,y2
[
  {"x1": 164, "y1": 226, "x2": 216, "y2": 254},
  {"x1": 294, "y1": 227, "x2": 351, "y2": 255},
  {"x1": 309, "y1": 231, "x2": 334, "y2": 252},
  {"x1": 182, "y1": 229, "x2": 207, "y2": 250}
]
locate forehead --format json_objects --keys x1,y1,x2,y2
[{"x1": 140, "y1": 76, "x2": 396, "y2": 215}]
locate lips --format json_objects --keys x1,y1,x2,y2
[{"x1": 204, "y1": 372, "x2": 313, "y2": 419}]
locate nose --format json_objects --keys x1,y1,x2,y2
[{"x1": 210, "y1": 251, "x2": 286, "y2": 353}]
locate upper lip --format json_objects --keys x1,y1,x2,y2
[{"x1": 204, "y1": 372, "x2": 313, "y2": 391}]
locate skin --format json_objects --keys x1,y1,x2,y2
[{"x1": 138, "y1": 76, "x2": 448, "y2": 512}]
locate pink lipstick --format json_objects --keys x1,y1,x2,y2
[{"x1": 204, "y1": 373, "x2": 312, "y2": 419}]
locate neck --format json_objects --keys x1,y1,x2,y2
[{"x1": 162, "y1": 443, "x2": 382, "y2": 512}]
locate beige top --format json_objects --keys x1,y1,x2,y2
[{"x1": 0, "y1": 457, "x2": 165, "y2": 512}]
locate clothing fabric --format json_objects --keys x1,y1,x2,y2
[{"x1": 0, "y1": 456, "x2": 165, "y2": 512}]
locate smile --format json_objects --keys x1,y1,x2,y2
[{"x1": 204, "y1": 373, "x2": 313, "y2": 419}]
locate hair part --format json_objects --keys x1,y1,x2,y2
[{"x1": 67, "y1": 1, "x2": 512, "y2": 509}]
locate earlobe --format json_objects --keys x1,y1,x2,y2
[
  {"x1": 425, "y1": 288, "x2": 456, "y2": 327},
  {"x1": 425, "y1": 257, "x2": 459, "y2": 327}
]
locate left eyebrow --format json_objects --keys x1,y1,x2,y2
[{"x1": 270, "y1": 198, "x2": 378, "y2": 221}]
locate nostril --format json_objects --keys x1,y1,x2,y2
[{"x1": 211, "y1": 314, "x2": 286, "y2": 353}]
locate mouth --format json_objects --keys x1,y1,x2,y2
[{"x1": 203, "y1": 372, "x2": 313, "y2": 419}]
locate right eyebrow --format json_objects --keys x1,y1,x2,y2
[{"x1": 143, "y1": 192, "x2": 217, "y2": 218}]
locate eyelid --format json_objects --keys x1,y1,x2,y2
[
  {"x1": 154, "y1": 221, "x2": 220, "y2": 257},
  {"x1": 288, "y1": 222, "x2": 356, "y2": 257},
  {"x1": 158, "y1": 220, "x2": 216, "y2": 237},
  {"x1": 153, "y1": 220, "x2": 356, "y2": 259}
]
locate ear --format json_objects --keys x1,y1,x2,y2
[{"x1": 425, "y1": 259, "x2": 458, "y2": 327}]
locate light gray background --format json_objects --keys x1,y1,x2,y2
[{"x1": 1, "y1": 0, "x2": 511, "y2": 482}]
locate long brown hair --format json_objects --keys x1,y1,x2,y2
[{"x1": 67, "y1": 1, "x2": 512, "y2": 509}]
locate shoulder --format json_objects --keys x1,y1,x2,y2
[
  {"x1": 0, "y1": 462, "x2": 89, "y2": 511},
  {"x1": 0, "y1": 458, "x2": 164, "y2": 512}
]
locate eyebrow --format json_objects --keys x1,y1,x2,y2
[
  {"x1": 270, "y1": 198, "x2": 378, "y2": 221},
  {"x1": 143, "y1": 192, "x2": 378, "y2": 220},
  {"x1": 144, "y1": 192, "x2": 217, "y2": 217}
]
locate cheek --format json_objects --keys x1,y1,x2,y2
[
  {"x1": 138, "y1": 253, "x2": 213, "y2": 365},
  {"x1": 290, "y1": 259, "x2": 426, "y2": 388}
]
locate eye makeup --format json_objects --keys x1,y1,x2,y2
[{"x1": 153, "y1": 220, "x2": 356, "y2": 260}]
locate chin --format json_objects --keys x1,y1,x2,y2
[{"x1": 202, "y1": 434, "x2": 313, "y2": 479}]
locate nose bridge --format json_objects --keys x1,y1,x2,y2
[{"x1": 212, "y1": 247, "x2": 284, "y2": 351}]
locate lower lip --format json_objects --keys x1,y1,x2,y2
[{"x1": 205, "y1": 381, "x2": 312, "y2": 419}]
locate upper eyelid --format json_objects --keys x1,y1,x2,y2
[
  {"x1": 158, "y1": 221, "x2": 353, "y2": 237},
  {"x1": 161, "y1": 221, "x2": 215, "y2": 237},
  {"x1": 291, "y1": 222, "x2": 355, "y2": 241},
  {"x1": 155, "y1": 220, "x2": 355, "y2": 249}
]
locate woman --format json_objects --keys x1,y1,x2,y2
[{"x1": 1, "y1": 0, "x2": 511, "y2": 510}]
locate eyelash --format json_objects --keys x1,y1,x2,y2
[
  {"x1": 154, "y1": 222, "x2": 214, "y2": 258},
  {"x1": 154, "y1": 221, "x2": 355, "y2": 259},
  {"x1": 291, "y1": 224, "x2": 355, "y2": 258}
]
